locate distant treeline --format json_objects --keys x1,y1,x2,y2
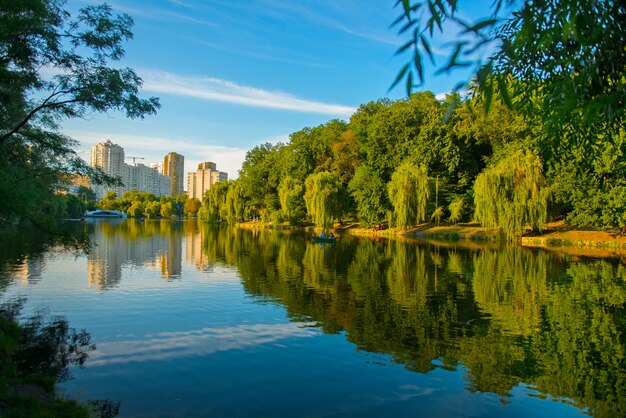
[
  {"x1": 91, "y1": 90, "x2": 624, "y2": 237},
  {"x1": 185, "y1": 91, "x2": 623, "y2": 237}
]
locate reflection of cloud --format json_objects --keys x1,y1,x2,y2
[
  {"x1": 140, "y1": 70, "x2": 357, "y2": 117},
  {"x1": 397, "y1": 384, "x2": 436, "y2": 400},
  {"x1": 88, "y1": 322, "x2": 318, "y2": 366}
]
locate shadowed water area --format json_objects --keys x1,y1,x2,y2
[{"x1": 1, "y1": 220, "x2": 625, "y2": 417}]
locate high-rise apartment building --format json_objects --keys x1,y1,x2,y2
[
  {"x1": 163, "y1": 152, "x2": 185, "y2": 197},
  {"x1": 187, "y1": 161, "x2": 228, "y2": 200},
  {"x1": 90, "y1": 140, "x2": 127, "y2": 199},
  {"x1": 90, "y1": 140, "x2": 172, "y2": 199}
]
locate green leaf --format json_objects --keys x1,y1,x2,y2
[
  {"x1": 466, "y1": 18, "x2": 498, "y2": 33},
  {"x1": 414, "y1": 51, "x2": 423, "y2": 82},
  {"x1": 497, "y1": 76, "x2": 513, "y2": 109},
  {"x1": 389, "y1": 63, "x2": 411, "y2": 92},
  {"x1": 395, "y1": 39, "x2": 414, "y2": 55},
  {"x1": 420, "y1": 35, "x2": 435, "y2": 64},
  {"x1": 484, "y1": 79, "x2": 494, "y2": 114}
]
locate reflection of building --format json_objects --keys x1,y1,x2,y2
[
  {"x1": 89, "y1": 140, "x2": 173, "y2": 199},
  {"x1": 187, "y1": 162, "x2": 228, "y2": 200},
  {"x1": 11, "y1": 256, "x2": 44, "y2": 284},
  {"x1": 185, "y1": 227, "x2": 209, "y2": 270},
  {"x1": 164, "y1": 152, "x2": 185, "y2": 197},
  {"x1": 86, "y1": 221, "x2": 183, "y2": 288}
]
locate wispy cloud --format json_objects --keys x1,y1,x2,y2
[{"x1": 139, "y1": 70, "x2": 356, "y2": 117}]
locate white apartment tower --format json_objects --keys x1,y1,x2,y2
[
  {"x1": 90, "y1": 140, "x2": 127, "y2": 199},
  {"x1": 90, "y1": 140, "x2": 172, "y2": 199},
  {"x1": 187, "y1": 162, "x2": 228, "y2": 200}
]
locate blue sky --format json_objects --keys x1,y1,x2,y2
[{"x1": 63, "y1": 0, "x2": 492, "y2": 180}]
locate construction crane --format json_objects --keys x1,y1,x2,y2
[{"x1": 125, "y1": 156, "x2": 145, "y2": 165}]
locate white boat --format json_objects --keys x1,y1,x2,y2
[{"x1": 82, "y1": 209, "x2": 127, "y2": 219}]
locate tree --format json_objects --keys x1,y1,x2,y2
[
  {"x1": 474, "y1": 148, "x2": 550, "y2": 237},
  {"x1": 393, "y1": 0, "x2": 626, "y2": 228},
  {"x1": 144, "y1": 201, "x2": 160, "y2": 219},
  {"x1": 128, "y1": 201, "x2": 144, "y2": 218},
  {"x1": 304, "y1": 171, "x2": 345, "y2": 230},
  {"x1": 225, "y1": 181, "x2": 245, "y2": 223},
  {"x1": 387, "y1": 162, "x2": 430, "y2": 228},
  {"x1": 0, "y1": 0, "x2": 159, "y2": 229},
  {"x1": 278, "y1": 177, "x2": 306, "y2": 225},
  {"x1": 160, "y1": 201, "x2": 174, "y2": 218},
  {"x1": 348, "y1": 166, "x2": 388, "y2": 228},
  {"x1": 184, "y1": 198, "x2": 202, "y2": 217},
  {"x1": 200, "y1": 182, "x2": 230, "y2": 223},
  {"x1": 238, "y1": 143, "x2": 283, "y2": 217},
  {"x1": 98, "y1": 191, "x2": 121, "y2": 211}
]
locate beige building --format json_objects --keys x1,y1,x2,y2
[
  {"x1": 163, "y1": 152, "x2": 185, "y2": 197},
  {"x1": 127, "y1": 163, "x2": 171, "y2": 197},
  {"x1": 187, "y1": 162, "x2": 228, "y2": 200},
  {"x1": 90, "y1": 140, "x2": 127, "y2": 199},
  {"x1": 90, "y1": 140, "x2": 172, "y2": 199}
]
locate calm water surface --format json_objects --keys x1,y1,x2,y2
[{"x1": 1, "y1": 220, "x2": 625, "y2": 417}]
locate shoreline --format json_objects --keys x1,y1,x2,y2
[{"x1": 236, "y1": 220, "x2": 626, "y2": 259}]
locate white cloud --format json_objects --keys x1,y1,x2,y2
[{"x1": 139, "y1": 70, "x2": 357, "y2": 117}]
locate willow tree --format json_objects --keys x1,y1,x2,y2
[
  {"x1": 278, "y1": 176, "x2": 306, "y2": 224},
  {"x1": 304, "y1": 171, "x2": 344, "y2": 230},
  {"x1": 474, "y1": 149, "x2": 550, "y2": 238},
  {"x1": 387, "y1": 162, "x2": 430, "y2": 228},
  {"x1": 224, "y1": 181, "x2": 245, "y2": 223}
]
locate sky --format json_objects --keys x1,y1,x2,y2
[{"x1": 62, "y1": 0, "x2": 492, "y2": 182}]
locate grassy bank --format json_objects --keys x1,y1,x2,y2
[{"x1": 236, "y1": 220, "x2": 626, "y2": 257}]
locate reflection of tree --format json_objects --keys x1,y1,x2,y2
[
  {"x1": 193, "y1": 227, "x2": 626, "y2": 416},
  {"x1": 472, "y1": 248, "x2": 552, "y2": 335},
  {"x1": 525, "y1": 261, "x2": 626, "y2": 418}
]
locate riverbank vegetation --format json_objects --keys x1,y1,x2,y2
[
  {"x1": 0, "y1": 300, "x2": 118, "y2": 417},
  {"x1": 184, "y1": 91, "x2": 571, "y2": 238}
]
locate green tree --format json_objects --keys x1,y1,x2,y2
[
  {"x1": 348, "y1": 166, "x2": 388, "y2": 227},
  {"x1": 225, "y1": 181, "x2": 245, "y2": 223},
  {"x1": 278, "y1": 177, "x2": 306, "y2": 225},
  {"x1": 144, "y1": 201, "x2": 160, "y2": 219},
  {"x1": 393, "y1": 0, "x2": 626, "y2": 229},
  {"x1": 200, "y1": 182, "x2": 230, "y2": 223},
  {"x1": 160, "y1": 201, "x2": 174, "y2": 218},
  {"x1": 304, "y1": 171, "x2": 345, "y2": 230},
  {"x1": 238, "y1": 143, "x2": 283, "y2": 218},
  {"x1": 98, "y1": 191, "x2": 121, "y2": 211},
  {"x1": 387, "y1": 162, "x2": 430, "y2": 228},
  {"x1": 474, "y1": 149, "x2": 550, "y2": 237},
  {"x1": 184, "y1": 198, "x2": 202, "y2": 217},
  {"x1": 0, "y1": 0, "x2": 159, "y2": 229},
  {"x1": 127, "y1": 201, "x2": 144, "y2": 218}
]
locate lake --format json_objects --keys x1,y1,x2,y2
[{"x1": 1, "y1": 219, "x2": 625, "y2": 417}]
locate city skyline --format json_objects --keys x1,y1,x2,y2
[{"x1": 89, "y1": 140, "x2": 229, "y2": 196}]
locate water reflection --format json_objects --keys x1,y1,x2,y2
[
  {"x1": 189, "y1": 225, "x2": 626, "y2": 418},
  {"x1": 86, "y1": 219, "x2": 183, "y2": 288},
  {"x1": 2, "y1": 221, "x2": 626, "y2": 417}
]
